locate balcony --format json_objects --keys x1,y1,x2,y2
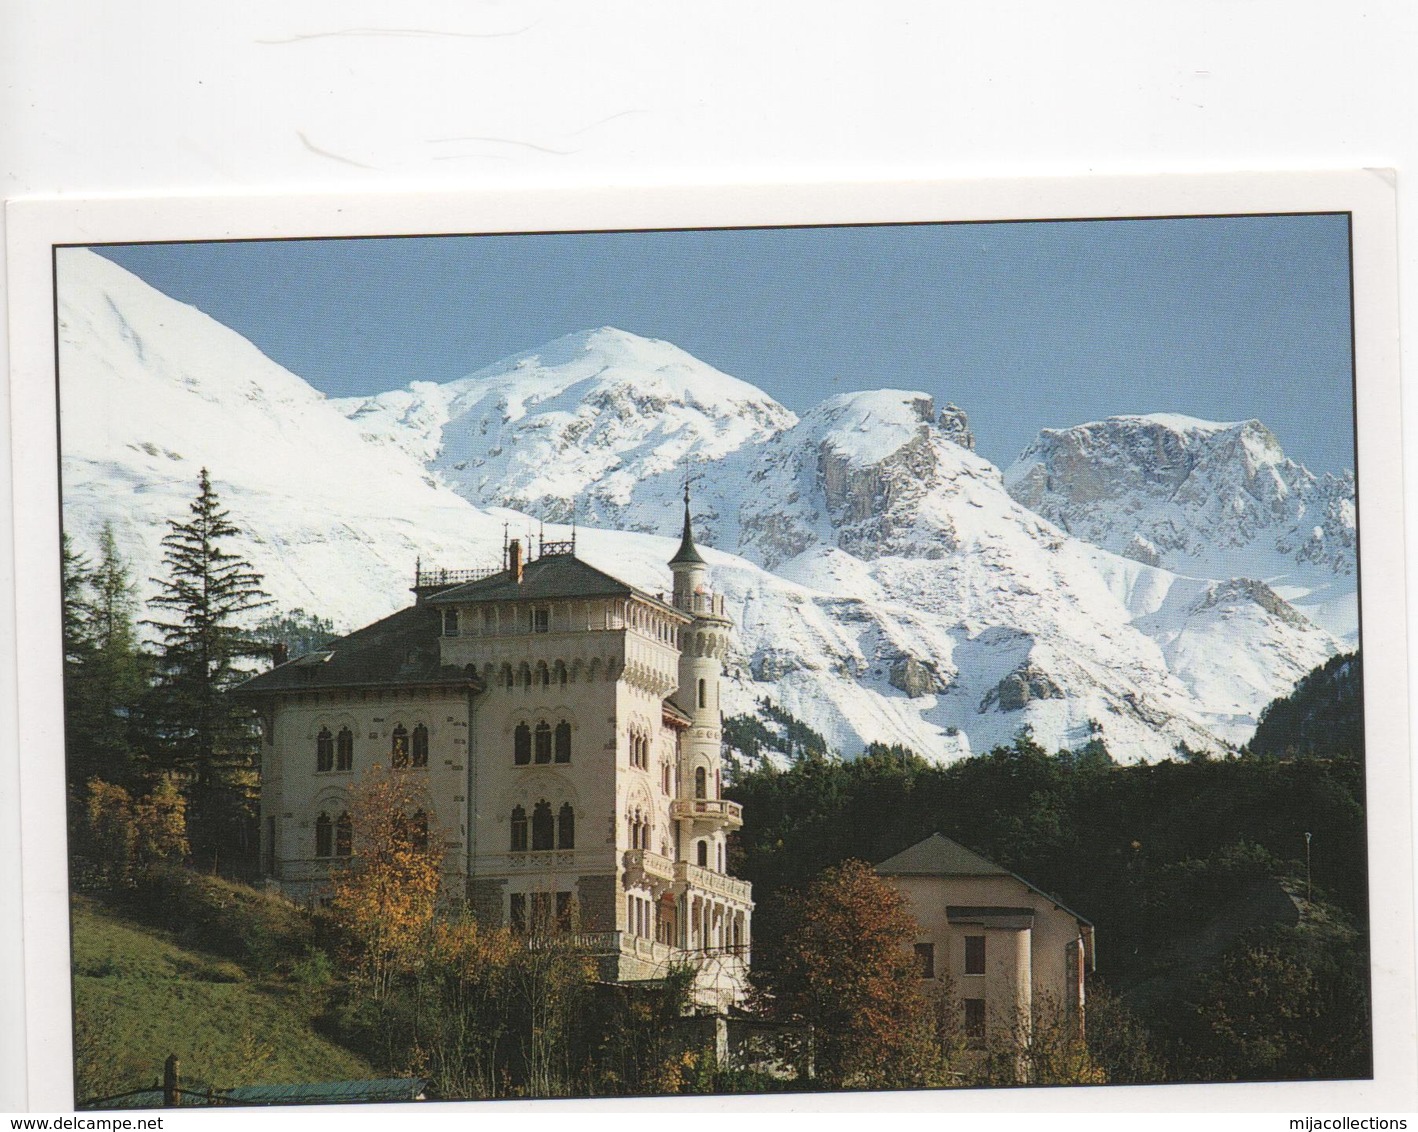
[
  {"x1": 622, "y1": 848, "x2": 676, "y2": 889},
  {"x1": 671, "y1": 797, "x2": 743, "y2": 829},
  {"x1": 675, "y1": 861, "x2": 753, "y2": 906}
]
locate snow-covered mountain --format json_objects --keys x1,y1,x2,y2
[
  {"x1": 60, "y1": 249, "x2": 1351, "y2": 764},
  {"x1": 334, "y1": 327, "x2": 796, "y2": 530},
  {"x1": 1003, "y1": 414, "x2": 1357, "y2": 642}
]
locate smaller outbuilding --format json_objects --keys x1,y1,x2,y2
[{"x1": 876, "y1": 834, "x2": 1095, "y2": 1051}]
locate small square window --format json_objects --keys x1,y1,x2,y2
[
  {"x1": 914, "y1": 942, "x2": 935, "y2": 979},
  {"x1": 965, "y1": 934, "x2": 986, "y2": 976}
]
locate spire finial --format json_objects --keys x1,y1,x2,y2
[{"x1": 669, "y1": 455, "x2": 706, "y2": 567}]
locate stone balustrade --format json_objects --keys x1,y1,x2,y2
[{"x1": 670, "y1": 797, "x2": 743, "y2": 828}]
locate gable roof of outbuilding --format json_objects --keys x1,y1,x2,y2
[{"x1": 876, "y1": 833, "x2": 1094, "y2": 928}]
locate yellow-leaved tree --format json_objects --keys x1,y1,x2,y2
[{"x1": 328, "y1": 762, "x2": 443, "y2": 998}]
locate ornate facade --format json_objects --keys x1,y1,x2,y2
[{"x1": 241, "y1": 503, "x2": 752, "y2": 1007}]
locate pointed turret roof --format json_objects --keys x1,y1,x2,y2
[{"x1": 669, "y1": 482, "x2": 706, "y2": 566}]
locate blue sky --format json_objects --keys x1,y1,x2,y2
[{"x1": 96, "y1": 214, "x2": 1356, "y2": 475}]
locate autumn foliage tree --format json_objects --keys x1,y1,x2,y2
[
  {"x1": 328, "y1": 762, "x2": 444, "y2": 998},
  {"x1": 752, "y1": 859, "x2": 939, "y2": 1089}
]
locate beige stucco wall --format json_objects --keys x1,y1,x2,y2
[
  {"x1": 891, "y1": 872, "x2": 1086, "y2": 1045},
  {"x1": 258, "y1": 685, "x2": 471, "y2": 898}
]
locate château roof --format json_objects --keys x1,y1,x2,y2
[
  {"x1": 235, "y1": 604, "x2": 480, "y2": 696},
  {"x1": 426, "y1": 552, "x2": 685, "y2": 618}
]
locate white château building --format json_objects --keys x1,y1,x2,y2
[{"x1": 239, "y1": 499, "x2": 752, "y2": 1005}]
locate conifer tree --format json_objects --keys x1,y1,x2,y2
[
  {"x1": 146, "y1": 469, "x2": 270, "y2": 850},
  {"x1": 62, "y1": 527, "x2": 149, "y2": 789}
]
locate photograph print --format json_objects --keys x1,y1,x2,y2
[{"x1": 53, "y1": 210, "x2": 1372, "y2": 1105}]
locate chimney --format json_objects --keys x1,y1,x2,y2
[
  {"x1": 272, "y1": 642, "x2": 289, "y2": 668},
  {"x1": 509, "y1": 538, "x2": 524, "y2": 583}
]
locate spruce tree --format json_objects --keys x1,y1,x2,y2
[
  {"x1": 146, "y1": 469, "x2": 270, "y2": 852},
  {"x1": 62, "y1": 527, "x2": 150, "y2": 789}
]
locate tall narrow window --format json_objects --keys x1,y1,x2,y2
[
  {"x1": 965, "y1": 935, "x2": 986, "y2": 976},
  {"x1": 443, "y1": 608, "x2": 459, "y2": 636},
  {"x1": 698, "y1": 678, "x2": 706, "y2": 709},
  {"x1": 556, "y1": 891, "x2": 573, "y2": 930},
  {"x1": 534, "y1": 720, "x2": 552, "y2": 764},
  {"x1": 531, "y1": 608, "x2": 549, "y2": 633},
  {"x1": 536, "y1": 661, "x2": 549, "y2": 686},
  {"x1": 336, "y1": 727, "x2": 354, "y2": 771},
  {"x1": 391, "y1": 724, "x2": 409, "y2": 768},
  {"x1": 695, "y1": 766, "x2": 707, "y2": 799},
  {"x1": 697, "y1": 840, "x2": 708, "y2": 867},
  {"x1": 510, "y1": 893, "x2": 527, "y2": 933},
  {"x1": 315, "y1": 812, "x2": 332, "y2": 858},
  {"x1": 555, "y1": 661, "x2": 567, "y2": 686},
  {"x1": 915, "y1": 942, "x2": 936, "y2": 979},
  {"x1": 964, "y1": 999, "x2": 987, "y2": 1046},
  {"x1": 554, "y1": 720, "x2": 571, "y2": 763},
  {"x1": 557, "y1": 803, "x2": 575, "y2": 849},
  {"x1": 510, "y1": 805, "x2": 528, "y2": 851},
  {"x1": 316, "y1": 728, "x2": 334, "y2": 772},
  {"x1": 335, "y1": 812, "x2": 353, "y2": 857},
  {"x1": 411, "y1": 809, "x2": 429, "y2": 852},
  {"x1": 531, "y1": 800, "x2": 554, "y2": 850},
  {"x1": 514, "y1": 722, "x2": 531, "y2": 766},
  {"x1": 662, "y1": 763, "x2": 671, "y2": 794},
  {"x1": 412, "y1": 724, "x2": 429, "y2": 768},
  {"x1": 531, "y1": 892, "x2": 551, "y2": 931}
]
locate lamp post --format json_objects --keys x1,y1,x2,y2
[{"x1": 1304, "y1": 831, "x2": 1312, "y2": 904}]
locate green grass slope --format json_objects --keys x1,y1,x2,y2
[{"x1": 72, "y1": 896, "x2": 374, "y2": 1106}]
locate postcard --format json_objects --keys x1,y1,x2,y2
[{"x1": 4, "y1": 172, "x2": 1412, "y2": 1113}]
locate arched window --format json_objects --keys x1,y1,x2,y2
[
  {"x1": 391, "y1": 724, "x2": 409, "y2": 768},
  {"x1": 554, "y1": 721, "x2": 571, "y2": 764},
  {"x1": 558, "y1": 803, "x2": 575, "y2": 849},
  {"x1": 336, "y1": 727, "x2": 354, "y2": 771},
  {"x1": 510, "y1": 805, "x2": 528, "y2": 851},
  {"x1": 412, "y1": 724, "x2": 429, "y2": 768},
  {"x1": 335, "y1": 812, "x2": 353, "y2": 857},
  {"x1": 316, "y1": 728, "x2": 334, "y2": 772},
  {"x1": 534, "y1": 720, "x2": 552, "y2": 764},
  {"x1": 698, "y1": 678, "x2": 706, "y2": 709},
  {"x1": 411, "y1": 809, "x2": 429, "y2": 852},
  {"x1": 662, "y1": 763, "x2": 671, "y2": 794},
  {"x1": 695, "y1": 766, "x2": 707, "y2": 799},
  {"x1": 531, "y1": 800, "x2": 554, "y2": 850},
  {"x1": 518, "y1": 662, "x2": 532, "y2": 689},
  {"x1": 315, "y1": 812, "x2": 332, "y2": 857},
  {"x1": 514, "y1": 722, "x2": 531, "y2": 765},
  {"x1": 554, "y1": 660, "x2": 567, "y2": 686},
  {"x1": 697, "y1": 840, "x2": 708, "y2": 867},
  {"x1": 536, "y1": 661, "x2": 549, "y2": 686}
]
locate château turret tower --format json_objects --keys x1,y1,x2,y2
[{"x1": 668, "y1": 484, "x2": 739, "y2": 868}]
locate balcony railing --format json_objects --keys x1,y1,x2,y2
[
  {"x1": 671, "y1": 798, "x2": 743, "y2": 828},
  {"x1": 676, "y1": 861, "x2": 753, "y2": 905},
  {"x1": 622, "y1": 848, "x2": 676, "y2": 886},
  {"x1": 523, "y1": 930, "x2": 675, "y2": 964},
  {"x1": 415, "y1": 565, "x2": 501, "y2": 588}
]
